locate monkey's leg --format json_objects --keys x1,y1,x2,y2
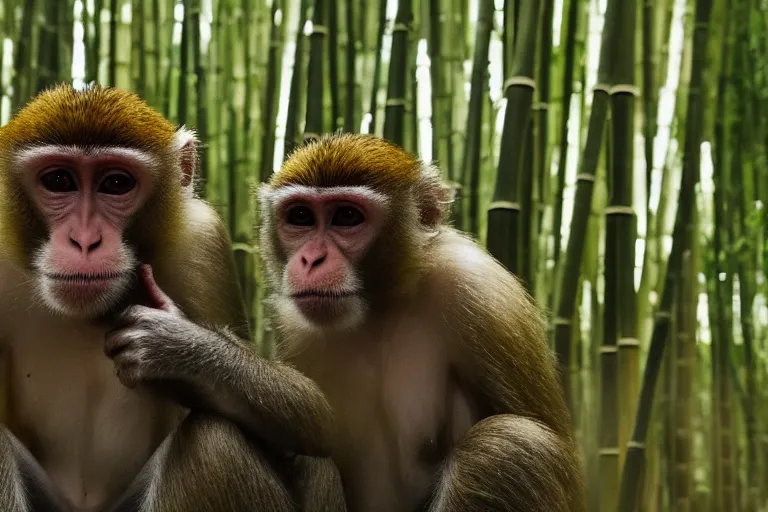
[
  {"x1": 111, "y1": 411, "x2": 296, "y2": 512},
  {"x1": 429, "y1": 415, "x2": 586, "y2": 512},
  {"x1": 0, "y1": 426, "x2": 73, "y2": 512},
  {"x1": 290, "y1": 455, "x2": 347, "y2": 512}
]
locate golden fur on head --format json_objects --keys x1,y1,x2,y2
[
  {"x1": 0, "y1": 83, "x2": 176, "y2": 154},
  {"x1": 273, "y1": 133, "x2": 423, "y2": 193}
]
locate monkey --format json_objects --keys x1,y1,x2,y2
[
  {"x1": 0, "y1": 84, "x2": 345, "y2": 512},
  {"x1": 257, "y1": 133, "x2": 587, "y2": 512}
]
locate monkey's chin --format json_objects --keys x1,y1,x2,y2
[
  {"x1": 39, "y1": 276, "x2": 131, "y2": 319},
  {"x1": 289, "y1": 295, "x2": 365, "y2": 331}
]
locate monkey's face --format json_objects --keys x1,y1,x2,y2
[
  {"x1": 272, "y1": 185, "x2": 390, "y2": 331},
  {"x1": 17, "y1": 146, "x2": 156, "y2": 318}
]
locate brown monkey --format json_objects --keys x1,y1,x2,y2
[
  {"x1": 0, "y1": 84, "x2": 343, "y2": 512},
  {"x1": 258, "y1": 133, "x2": 586, "y2": 512}
]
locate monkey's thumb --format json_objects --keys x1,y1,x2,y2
[{"x1": 138, "y1": 264, "x2": 181, "y2": 315}]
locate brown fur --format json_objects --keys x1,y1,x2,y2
[
  {"x1": 0, "y1": 85, "x2": 343, "y2": 511},
  {"x1": 260, "y1": 134, "x2": 586, "y2": 511}
]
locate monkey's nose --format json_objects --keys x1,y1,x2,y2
[
  {"x1": 69, "y1": 234, "x2": 103, "y2": 255},
  {"x1": 302, "y1": 254, "x2": 326, "y2": 269}
]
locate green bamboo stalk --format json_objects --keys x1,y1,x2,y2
[
  {"x1": 606, "y1": 0, "x2": 639, "y2": 481},
  {"x1": 260, "y1": 0, "x2": 285, "y2": 182},
  {"x1": 190, "y1": 0, "x2": 207, "y2": 186},
  {"x1": 671, "y1": 246, "x2": 696, "y2": 512},
  {"x1": 327, "y1": 0, "x2": 340, "y2": 130},
  {"x1": 11, "y1": 0, "x2": 37, "y2": 112},
  {"x1": 35, "y1": 0, "x2": 59, "y2": 91},
  {"x1": 304, "y1": 0, "x2": 328, "y2": 139},
  {"x1": 108, "y1": 0, "x2": 118, "y2": 85},
  {"x1": 367, "y1": 0, "x2": 387, "y2": 133},
  {"x1": 459, "y1": 0, "x2": 494, "y2": 236},
  {"x1": 550, "y1": 0, "x2": 617, "y2": 415},
  {"x1": 284, "y1": 0, "x2": 311, "y2": 155},
  {"x1": 733, "y1": 2, "x2": 761, "y2": 506},
  {"x1": 642, "y1": 0, "x2": 656, "y2": 204},
  {"x1": 551, "y1": 0, "x2": 581, "y2": 267},
  {"x1": 485, "y1": 0, "x2": 542, "y2": 275},
  {"x1": 602, "y1": 0, "x2": 639, "y2": 503},
  {"x1": 58, "y1": 0, "x2": 74, "y2": 84},
  {"x1": 617, "y1": 0, "x2": 713, "y2": 507},
  {"x1": 343, "y1": 0, "x2": 357, "y2": 132},
  {"x1": 382, "y1": 0, "x2": 412, "y2": 146},
  {"x1": 429, "y1": 0, "x2": 457, "y2": 186},
  {"x1": 178, "y1": 0, "x2": 191, "y2": 126},
  {"x1": 534, "y1": 0, "x2": 554, "y2": 256}
]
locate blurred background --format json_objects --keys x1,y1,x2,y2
[{"x1": 0, "y1": 0, "x2": 766, "y2": 510}]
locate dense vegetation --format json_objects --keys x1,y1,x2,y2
[{"x1": 1, "y1": 0, "x2": 766, "y2": 510}]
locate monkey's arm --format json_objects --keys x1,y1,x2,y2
[
  {"x1": 431, "y1": 230, "x2": 586, "y2": 511},
  {"x1": 108, "y1": 205, "x2": 335, "y2": 457}
]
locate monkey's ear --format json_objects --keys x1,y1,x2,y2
[
  {"x1": 415, "y1": 164, "x2": 454, "y2": 229},
  {"x1": 174, "y1": 126, "x2": 199, "y2": 188}
]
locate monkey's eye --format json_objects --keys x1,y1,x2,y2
[
  {"x1": 40, "y1": 169, "x2": 77, "y2": 193},
  {"x1": 332, "y1": 206, "x2": 365, "y2": 227},
  {"x1": 286, "y1": 206, "x2": 315, "y2": 226},
  {"x1": 98, "y1": 172, "x2": 136, "y2": 195}
]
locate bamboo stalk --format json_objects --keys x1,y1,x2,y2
[
  {"x1": 617, "y1": 0, "x2": 713, "y2": 507},
  {"x1": 382, "y1": 0, "x2": 412, "y2": 146},
  {"x1": 459, "y1": 0, "x2": 494, "y2": 236},
  {"x1": 304, "y1": 0, "x2": 328, "y2": 139},
  {"x1": 485, "y1": 0, "x2": 542, "y2": 276}
]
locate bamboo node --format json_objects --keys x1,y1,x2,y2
[
  {"x1": 303, "y1": 132, "x2": 321, "y2": 141},
  {"x1": 503, "y1": 76, "x2": 536, "y2": 92},
  {"x1": 655, "y1": 311, "x2": 672, "y2": 320},
  {"x1": 598, "y1": 448, "x2": 620, "y2": 456},
  {"x1": 488, "y1": 201, "x2": 520, "y2": 211},
  {"x1": 311, "y1": 25, "x2": 328, "y2": 35},
  {"x1": 392, "y1": 23, "x2": 410, "y2": 33},
  {"x1": 592, "y1": 83, "x2": 611, "y2": 94},
  {"x1": 604, "y1": 205, "x2": 635, "y2": 216},
  {"x1": 609, "y1": 84, "x2": 640, "y2": 96},
  {"x1": 386, "y1": 98, "x2": 407, "y2": 107},
  {"x1": 627, "y1": 441, "x2": 645, "y2": 449},
  {"x1": 599, "y1": 346, "x2": 618, "y2": 354},
  {"x1": 618, "y1": 337, "x2": 640, "y2": 348},
  {"x1": 575, "y1": 173, "x2": 596, "y2": 182},
  {"x1": 553, "y1": 318, "x2": 571, "y2": 327}
]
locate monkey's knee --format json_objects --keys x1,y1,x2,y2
[
  {"x1": 150, "y1": 412, "x2": 295, "y2": 512},
  {"x1": 430, "y1": 415, "x2": 585, "y2": 512},
  {"x1": 290, "y1": 455, "x2": 347, "y2": 512}
]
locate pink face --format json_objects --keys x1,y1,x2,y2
[
  {"x1": 17, "y1": 146, "x2": 155, "y2": 317},
  {"x1": 274, "y1": 185, "x2": 389, "y2": 327}
]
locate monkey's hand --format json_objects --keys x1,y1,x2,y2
[
  {"x1": 104, "y1": 264, "x2": 207, "y2": 389},
  {"x1": 104, "y1": 265, "x2": 335, "y2": 456},
  {"x1": 104, "y1": 302, "x2": 210, "y2": 389}
]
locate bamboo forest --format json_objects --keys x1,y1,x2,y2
[{"x1": 0, "y1": 0, "x2": 766, "y2": 510}]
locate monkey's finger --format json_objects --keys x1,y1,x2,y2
[
  {"x1": 104, "y1": 331, "x2": 132, "y2": 358},
  {"x1": 115, "y1": 363, "x2": 139, "y2": 389},
  {"x1": 138, "y1": 264, "x2": 182, "y2": 316},
  {"x1": 110, "y1": 305, "x2": 153, "y2": 330}
]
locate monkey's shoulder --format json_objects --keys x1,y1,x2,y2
[{"x1": 157, "y1": 198, "x2": 248, "y2": 333}]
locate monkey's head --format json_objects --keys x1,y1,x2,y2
[
  {"x1": 0, "y1": 83, "x2": 197, "y2": 318},
  {"x1": 259, "y1": 133, "x2": 453, "y2": 334}
]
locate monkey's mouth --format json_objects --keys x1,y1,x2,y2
[
  {"x1": 291, "y1": 290, "x2": 356, "y2": 299},
  {"x1": 45, "y1": 272, "x2": 129, "y2": 282}
]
